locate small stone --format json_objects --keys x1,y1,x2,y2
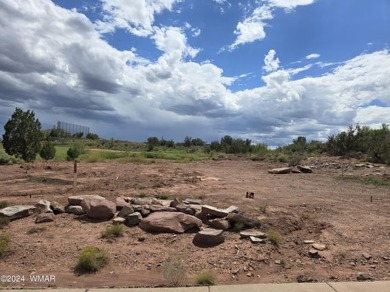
[
  {"x1": 275, "y1": 260, "x2": 281, "y2": 265},
  {"x1": 308, "y1": 249, "x2": 320, "y2": 258},
  {"x1": 357, "y1": 272, "x2": 374, "y2": 281},
  {"x1": 125, "y1": 212, "x2": 142, "y2": 226},
  {"x1": 362, "y1": 253, "x2": 372, "y2": 260},
  {"x1": 246, "y1": 272, "x2": 254, "y2": 277},
  {"x1": 312, "y1": 243, "x2": 326, "y2": 251},
  {"x1": 193, "y1": 228, "x2": 225, "y2": 246},
  {"x1": 304, "y1": 240, "x2": 315, "y2": 244},
  {"x1": 240, "y1": 230, "x2": 266, "y2": 239},
  {"x1": 250, "y1": 236, "x2": 266, "y2": 244},
  {"x1": 65, "y1": 205, "x2": 85, "y2": 215},
  {"x1": 268, "y1": 167, "x2": 292, "y2": 174}
]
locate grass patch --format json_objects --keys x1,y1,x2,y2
[
  {"x1": 267, "y1": 230, "x2": 283, "y2": 247},
  {"x1": 338, "y1": 174, "x2": 390, "y2": 186},
  {"x1": 0, "y1": 201, "x2": 9, "y2": 209},
  {"x1": 162, "y1": 257, "x2": 185, "y2": 287},
  {"x1": 76, "y1": 246, "x2": 109, "y2": 272},
  {"x1": 156, "y1": 193, "x2": 170, "y2": 200},
  {"x1": 258, "y1": 203, "x2": 268, "y2": 215},
  {"x1": 102, "y1": 224, "x2": 124, "y2": 240},
  {"x1": 0, "y1": 217, "x2": 10, "y2": 229},
  {"x1": 195, "y1": 270, "x2": 216, "y2": 286},
  {"x1": 0, "y1": 231, "x2": 11, "y2": 257}
]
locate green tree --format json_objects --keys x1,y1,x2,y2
[
  {"x1": 2, "y1": 108, "x2": 42, "y2": 162},
  {"x1": 39, "y1": 141, "x2": 56, "y2": 161},
  {"x1": 86, "y1": 133, "x2": 99, "y2": 140}
]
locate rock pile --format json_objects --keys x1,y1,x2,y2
[{"x1": 0, "y1": 194, "x2": 266, "y2": 247}]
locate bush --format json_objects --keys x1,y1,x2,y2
[
  {"x1": 0, "y1": 231, "x2": 11, "y2": 257},
  {"x1": 66, "y1": 144, "x2": 85, "y2": 161},
  {"x1": 195, "y1": 270, "x2": 216, "y2": 286},
  {"x1": 162, "y1": 257, "x2": 185, "y2": 286},
  {"x1": 39, "y1": 141, "x2": 56, "y2": 160},
  {"x1": 76, "y1": 246, "x2": 109, "y2": 272},
  {"x1": 267, "y1": 230, "x2": 283, "y2": 247},
  {"x1": 102, "y1": 224, "x2": 124, "y2": 239},
  {"x1": 232, "y1": 222, "x2": 245, "y2": 232}
]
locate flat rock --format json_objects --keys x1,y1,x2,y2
[
  {"x1": 268, "y1": 167, "x2": 292, "y2": 174},
  {"x1": 240, "y1": 230, "x2": 266, "y2": 239},
  {"x1": 0, "y1": 205, "x2": 37, "y2": 220},
  {"x1": 297, "y1": 165, "x2": 313, "y2": 173},
  {"x1": 201, "y1": 205, "x2": 239, "y2": 218},
  {"x1": 81, "y1": 196, "x2": 116, "y2": 220},
  {"x1": 65, "y1": 205, "x2": 85, "y2": 215},
  {"x1": 139, "y1": 211, "x2": 202, "y2": 234},
  {"x1": 125, "y1": 212, "x2": 142, "y2": 226},
  {"x1": 362, "y1": 253, "x2": 372, "y2": 260},
  {"x1": 175, "y1": 204, "x2": 196, "y2": 215},
  {"x1": 312, "y1": 243, "x2": 326, "y2": 251},
  {"x1": 208, "y1": 218, "x2": 231, "y2": 230},
  {"x1": 304, "y1": 240, "x2": 315, "y2": 244},
  {"x1": 250, "y1": 236, "x2": 266, "y2": 244},
  {"x1": 201, "y1": 205, "x2": 229, "y2": 217},
  {"x1": 193, "y1": 228, "x2": 225, "y2": 246},
  {"x1": 170, "y1": 198, "x2": 183, "y2": 208},
  {"x1": 35, "y1": 212, "x2": 55, "y2": 223}
]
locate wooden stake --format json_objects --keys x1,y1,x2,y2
[{"x1": 73, "y1": 161, "x2": 77, "y2": 196}]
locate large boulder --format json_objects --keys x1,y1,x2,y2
[
  {"x1": 226, "y1": 213, "x2": 261, "y2": 228},
  {"x1": 50, "y1": 201, "x2": 65, "y2": 214},
  {"x1": 81, "y1": 196, "x2": 116, "y2": 220},
  {"x1": 208, "y1": 218, "x2": 231, "y2": 230},
  {"x1": 125, "y1": 212, "x2": 143, "y2": 226},
  {"x1": 139, "y1": 212, "x2": 202, "y2": 234},
  {"x1": 0, "y1": 205, "x2": 37, "y2": 220}
]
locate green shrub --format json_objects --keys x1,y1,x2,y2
[
  {"x1": 275, "y1": 153, "x2": 289, "y2": 163},
  {"x1": 0, "y1": 201, "x2": 9, "y2": 209},
  {"x1": 102, "y1": 224, "x2": 124, "y2": 239},
  {"x1": 0, "y1": 158, "x2": 10, "y2": 165},
  {"x1": 0, "y1": 231, "x2": 11, "y2": 257},
  {"x1": 267, "y1": 230, "x2": 283, "y2": 247},
  {"x1": 76, "y1": 246, "x2": 109, "y2": 272},
  {"x1": 162, "y1": 257, "x2": 185, "y2": 286},
  {"x1": 39, "y1": 141, "x2": 56, "y2": 160},
  {"x1": 195, "y1": 270, "x2": 216, "y2": 286},
  {"x1": 66, "y1": 144, "x2": 85, "y2": 161}
]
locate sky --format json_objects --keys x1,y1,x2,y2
[{"x1": 0, "y1": 0, "x2": 390, "y2": 146}]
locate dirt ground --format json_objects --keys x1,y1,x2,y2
[{"x1": 0, "y1": 157, "x2": 389, "y2": 288}]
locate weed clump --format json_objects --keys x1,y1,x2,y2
[
  {"x1": 267, "y1": 230, "x2": 283, "y2": 247},
  {"x1": 162, "y1": 257, "x2": 185, "y2": 286},
  {"x1": 195, "y1": 270, "x2": 216, "y2": 286},
  {"x1": 102, "y1": 224, "x2": 124, "y2": 239},
  {"x1": 0, "y1": 231, "x2": 11, "y2": 257},
  {"x1": 76, "y1": 246, "x2": 109, "y2": 272}
]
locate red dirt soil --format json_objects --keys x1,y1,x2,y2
[{"x1": 0, "y1": 157, "x2": 389, "y2": 288}]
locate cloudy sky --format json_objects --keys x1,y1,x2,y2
[{"x1": 0, "y1": 0, "x2": 389, "y2": 146}]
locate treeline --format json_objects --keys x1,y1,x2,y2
[{"x1": 326, "y1": 124, "x2": 390, "y2": 164}]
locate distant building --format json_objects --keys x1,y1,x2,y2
[{"x1": 57, "y1": 121, "x2": 90, "y2": 137}]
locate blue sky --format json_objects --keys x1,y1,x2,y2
[{"x1": 0, "y1": 0, "x2": 389, "y2": 146}]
